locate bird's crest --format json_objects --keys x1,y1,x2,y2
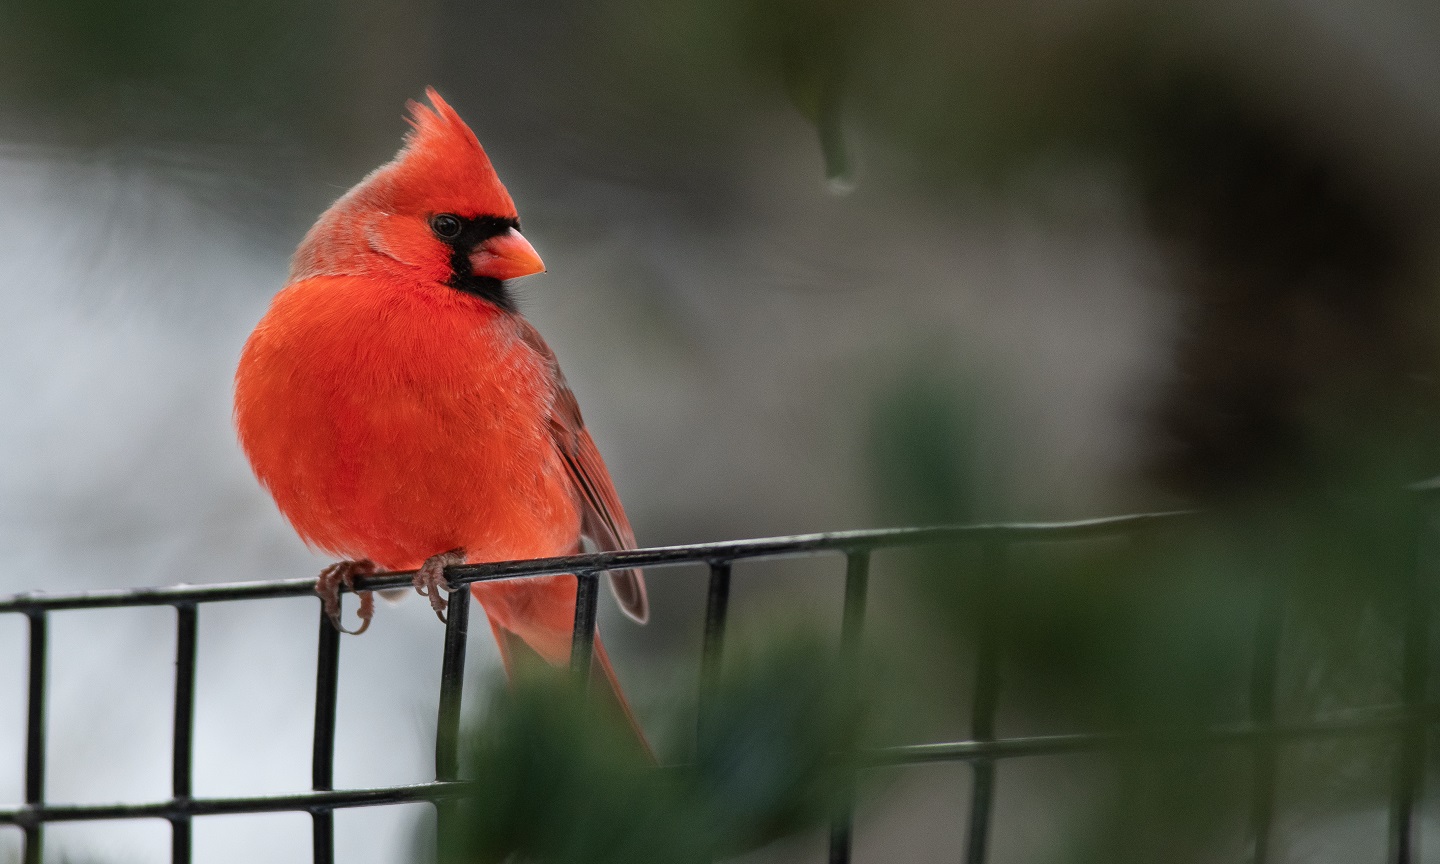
[
  {"x1": 402, "y1": 88, "x2": 488, "y2": 164},
  {"x1": 288, "y1": 88, "x2": 520, "y2": 282},
  {"x1": 383, "y1": 87, "x2": 517, "y2": 219}
]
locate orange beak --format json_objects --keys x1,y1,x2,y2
[{"x1": 469, "y1": 228, "x2": 545, "y2": 281}]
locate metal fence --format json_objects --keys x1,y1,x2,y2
[{"x1": 0, "y1": 509, "x2": 1432, "y2": 864}]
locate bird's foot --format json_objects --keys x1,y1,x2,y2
[
  {"x1": 415, "y1": 548, "x2": 466, "y2": 624},
  {"x1": 317, "y1": 559, "x2": 378, "y2": 635}
]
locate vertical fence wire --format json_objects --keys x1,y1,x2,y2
[
  {"x1": 697, "y1": 561, "x2": 734, "y2": 744},
  {"x1": 311, "y1": 608, "x2": 341, "y2": 864},
  {"x1": 1389, "y1": 500, "x2": 1432, "y2": 864},
  {"x1": 435, "y1": 586, "x2": 471, "y2": 781},
  {"x1": 570, "y1": 571, "x2": 601, "y2": 682},
  {"x1": 22, "y1": 610, "x2": 46, "y2": 864},
  {"x1": 170, "y1": 604, "x2": 198, "y2": 864},
  {"x1": 963, "y1": 541, "x2": 1006, "y2": 864},
  {"x1": 433, "y1": 584, "x2": 472, "y2": 863},
  {"x1": 828, "y1": 551, "x2": 871, "y2": 864},
  {"x1": 1245, "y1": 569, "x2": 1286, "y2": 864}
]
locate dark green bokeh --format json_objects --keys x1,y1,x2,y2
[
  {"x1": 437, "y1": 635, "x2": 866, "y2": 864},
  {"x1": 0, "y1": 0, "x2": 342, "y2": 139},
  {"x1": 867, "y1": 373, "x2": 1434, "y2": 862}
]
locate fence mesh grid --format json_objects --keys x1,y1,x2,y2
[{"x1": 0, "y1": 509, "x2": 1432, "y2": 864}]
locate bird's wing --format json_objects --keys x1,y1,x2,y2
[{"x1": 516, "y1": 319, "x2": 648, "y2": 623}]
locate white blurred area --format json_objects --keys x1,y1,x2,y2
[
  {"x1": 0, "y1": 150, "x2": 464, "y2": 862},
  {"x1": 0, "y1": 114, "x2": 1177, "y2": 862}
]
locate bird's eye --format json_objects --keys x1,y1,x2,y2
[{"x1": 430, "y1": 214, "x2": 463, "y2": 240}]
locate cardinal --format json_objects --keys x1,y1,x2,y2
[{"x1": 233, "y1": 88, "x2": 647, "y2": 731}]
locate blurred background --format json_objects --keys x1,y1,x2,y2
[{"x1": 3, "y1": 0, "x2": 1440, "y2": 861}]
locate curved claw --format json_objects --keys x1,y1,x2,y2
[
  {"x1": 414, "y1": 548, "x2": 465, "y2": 626},
  {"x1": 317, "y1": 560, "x2": 378, "y2": 635},
  {"x1": 336, "y1": 599, "x2": 374, "y2": 636}
]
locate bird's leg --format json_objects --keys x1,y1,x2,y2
[
  {"x1": 317, "y1": 559, "x2": 378, "y2": 635},
  {"x1": 415, "y1": 548, "x2": 466, "y2": 624}
]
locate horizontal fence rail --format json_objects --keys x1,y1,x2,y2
[
  {"x1": 0, "y1": 513, "x2": 1194, "y2": 614},
  {"x1": 0, "y1": 507, "x2": 1433, "y2": 864}
]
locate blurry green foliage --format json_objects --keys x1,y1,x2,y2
[
  {"x1": 0, "y1": 0, "x2": 377, "y2": 153},
  {"x1": 437, "y1": 634, "x2": 865, "y2": 864},
  {"x1": 598, "y1": 0, "x2": 1178, "y2": 186},
  {"x1": 868, "y1": 368, "x2": 986, "y2": 527},
  {"x1": 866, "y1": 373, "x2": 1435, "y2": 862},
  {"x1": 594, "y1": 0, "x2": 1440, "y2": 509},
  {"x1": 732, "y1": 0, "x2": 856, "y2": 187},
  {"x1": 436, "y1": 675, "x2": 705, "y2": 864},
  {"x1": 692, "y1": 636, "x2": 864, "y2": 852},
  {"x1": 1, "y1": 0, "x2": 324, "y2": 98}
]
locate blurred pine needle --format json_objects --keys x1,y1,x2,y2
[{"x1": 436, "y1": 636, "x2": 865, "y2": 864}]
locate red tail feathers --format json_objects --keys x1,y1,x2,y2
[{"x1": 479, "y1": 581, "x2": 651, "y2": 757}]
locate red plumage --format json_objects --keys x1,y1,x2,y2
[{"x1": 234, "y1": 88, "x2": 647, "y2": 739}]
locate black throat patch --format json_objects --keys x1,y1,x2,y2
[{"x1": 441, "y1": 215, "x2": 521, "y2": 311}]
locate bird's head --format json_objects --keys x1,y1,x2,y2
[{"x1": 291, "y1": 88, "x2": 544, "y2": 310}]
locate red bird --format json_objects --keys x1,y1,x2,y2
[{"x1": 234, "y1": 89, "x2": 647, "y2": 726}]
